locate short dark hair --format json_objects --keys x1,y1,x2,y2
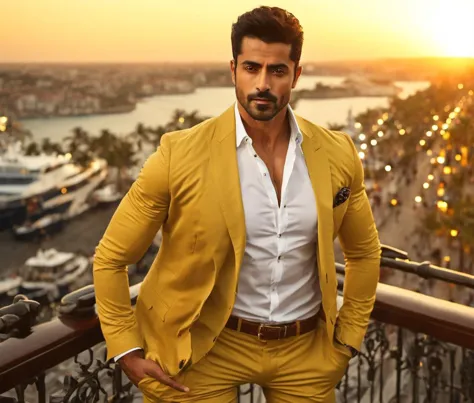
[{"x1": 231, "y1": 6, "x2": 304, "y2": 65}]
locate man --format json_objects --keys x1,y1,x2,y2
[{"x1": 93, "y1": 6, "x2": 381, "y2": 402}]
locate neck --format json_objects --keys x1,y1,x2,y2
[{"x1": 237, "y1": 102, "x2": 290, "y2": 150}]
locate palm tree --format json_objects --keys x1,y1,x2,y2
[
  {"x1": 130, "y1": 122, "x2": 151, "y2": 152},
  {"x1": 41, "y1": 138, "x2": 63, "y2": 155},
  {"x1": 109, "y1": 138, "x2": 138, "y2": 192},
  {"x1": 90, "y1": 129, "x2": 137, "y2": 192},
  {"x1": 148, "y1": 125, "x2": 167, "y2": 148},
  {"x1": 90, "y1": 129, "x2": 117, "y2": 160},
  {"x1": 24, "y1": 142, "x2": 41, "y2": 156},
  {"x1": 167, "y1": 109, "x2": 209, "y2": 131},
  {"x1": 64, "y1": 127, "x2": 92, "y2": 167}
]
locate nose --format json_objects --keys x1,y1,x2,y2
[{"x1": 256, "y1": 70, "x2": 271, "y2": 93}]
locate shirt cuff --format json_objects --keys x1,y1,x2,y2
[{"x1": 114, "y1": 347, "x2": 143, "y2": 362}]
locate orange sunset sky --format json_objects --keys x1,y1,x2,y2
[{"x1": 1, "y1": 0, "x2": 474, "y2": 63}]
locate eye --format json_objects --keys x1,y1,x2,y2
[
  {"x1": 244, "y1": 65, "x2": 257, "y2": 72},
  {"x1": 273, "y1": 68, "x2": 285, "y2": 75}
]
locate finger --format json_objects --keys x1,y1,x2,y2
[
  {"x1": 147, "y1": 367, "x2": 189, "y2": 393},
  {"x1": 158, "y1": 374, "x2": 190, "y2": 393},
  {"x1": 145, "y1": 362, "x2": 190, "y2": 392}
]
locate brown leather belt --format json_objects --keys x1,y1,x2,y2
[{"x1": 225, "y1": 310, "x2": 322, "y2": 341}]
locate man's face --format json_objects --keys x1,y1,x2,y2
[{"x1": 231, "y1": 37, "x2": 302, "y2": 122}]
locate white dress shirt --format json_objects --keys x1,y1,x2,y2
[
  {"x1": 115, "y1": 103, "x2": 321, "y2": 360},
  {"x1": 232, "y1": 103, "x2": 321, "y2": 323}
]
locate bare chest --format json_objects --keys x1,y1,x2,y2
[{"x1": 253, "y1": 143, "x2": 288, "y2": 205}]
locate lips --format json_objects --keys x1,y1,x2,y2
[{"x1": 253, "y1": 98, "x2": 272, "y2": 103}]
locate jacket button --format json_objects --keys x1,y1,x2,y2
[{"x1": 179, "y1": 359, "x2": 186, "y2": 369}]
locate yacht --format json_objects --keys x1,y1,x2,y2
[
  {"x1": 17, "y1": 248, "x2": 91, "y2": 301},
  {"x1": 0, "y1": 141, "x2": 108, "y2": 234},
  {"x1": 92, "y1": 183, "x2": 123, "y2": 205}
]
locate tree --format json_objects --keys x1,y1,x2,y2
[
  {"x1": 90, "y1": 129, "x2": 117, "y2": 160},
  {"x1": 41, "y1": 138, "x2": 63, "y2": 155},
  {"x1": 109, "y1": 138, "x2": 138, "y2": 192},
  {"x1": 130, "y1": 122, "x2": 150, "y2": 152},
  {"x1": 90, "y1": 129, "x2": 137, "y2": 192},
  {"x1": 24, "y1": 142, "x2": 41, "y2": 156},
  {"x1": 64, "y1": 127, "x2": 93, "y2": 167},
  {"x1": 148, "y1": 125, "x2": 167, "y2": 148},
  {"x1": 168, "y1": 109, "x2": 209, "y2": 131}
]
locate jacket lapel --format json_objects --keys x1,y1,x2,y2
[
  {"x1": 210, "y1": 106, "x2": 246, "y2": 277},
  {"x1": 297, "y1": 118, "x2": 337, "y2": 317}
]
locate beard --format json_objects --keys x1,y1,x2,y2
[{"x1": 235, "y1": 86, "x2": 290, "y2": 122}]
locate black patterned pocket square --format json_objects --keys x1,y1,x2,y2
[{"x1": 333, "y1": 187, "x2": 351, "y2": 208}]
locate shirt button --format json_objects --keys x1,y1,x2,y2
[
  {"x1": 254, "y1": 154, "x2": 257, "y2": 158},
  {"x1": 277, "y1": 256, "x2": 282, "y2": 261},
  {"x1": 277, "y1": 234, "x2": 281, "y2": 238},
  {"x1": 264, "y1": 173, "x2": 267, "y2": 176},
  {"x1": 283, "y1": 205, "x2": 287, "y2": 208}
]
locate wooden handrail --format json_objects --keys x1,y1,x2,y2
[
  {"x1": 1, "y1": 280, "x2": 474, "y2": 393},
  {"x1": 0, "y1": 315, "x2": 102, "y2": 393},
  {"x1": 349, "y1": 280, "x2": 474, "y2": 349},
  {"x1": 335, "y1": 260, "x2": 474, "y2": 290}
]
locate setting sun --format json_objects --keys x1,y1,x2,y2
[{"x1": 430, "y1": 0, "x2": 474, "y2": 57}]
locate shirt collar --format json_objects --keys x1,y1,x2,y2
[{"x1": 234, "y1": 102, "x2": 303, "y2": 148}]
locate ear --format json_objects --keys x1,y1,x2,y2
[
  {"x1": 230, "y1": 59, "x2": 236, "y2": 86},
  {"x1": 292, "y1": 65, "x2": 303, "y2": 89}
]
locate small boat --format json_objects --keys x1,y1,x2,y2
[
  {"x1": 92, "y1": 184, "x2": 123, "y2": 204},
  {"x1": 17, "y1": 248, "x2": 91, "y2": 301},
  {"x1": 13, "y1": 213, "x2": 64, "y2": 240}
]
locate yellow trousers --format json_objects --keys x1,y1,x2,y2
[{"x1": 139, "y1": 318, "x2": 350, "y2": 402}]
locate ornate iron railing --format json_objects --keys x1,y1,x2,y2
[{"x1": 1, "y1": 246, "x2": 474, "y2": 403}]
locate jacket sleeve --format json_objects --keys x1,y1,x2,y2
[
  {"x1": 93, "y1": 134, "x2": 171, "y2": 360},
  {"x1": 335, "y1": 133, "x2": 381, "y2": 351}
]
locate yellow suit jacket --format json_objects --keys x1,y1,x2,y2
[{"x1": 93, "y1": 105, "x2": 381, "y2": 377}]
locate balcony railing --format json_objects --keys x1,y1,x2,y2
[{"x1": 1, "y1": 245, "x2": 474, "y2": 403}]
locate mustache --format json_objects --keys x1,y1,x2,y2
[{"x1": 248, "y1": 91, "x2": 277, "y2": 103}]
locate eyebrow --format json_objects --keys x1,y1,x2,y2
[{"x1": 241, "y1": 60, "x2": 289, "y2": 70}]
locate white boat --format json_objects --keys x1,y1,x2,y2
[
  {"x1": 0, "y1": 141, "x2": 108, "y2": 232},
  {"x1": 13, "y1": 213, "x2": 64, "y2": 240},
  {"x1": 18, "y1": 248, "x2": 91, "y2": 301},
  {"x1": 92, "y1": 184, "x2": 123, "y2": 204}
]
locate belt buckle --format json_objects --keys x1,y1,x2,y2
[{"x1": 257, "y1": 324, "x2": 288, "y2": 341}]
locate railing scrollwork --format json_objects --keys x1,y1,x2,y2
[{"x1": 49, "y1": 348, "x2": 134, "y2": 403}]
